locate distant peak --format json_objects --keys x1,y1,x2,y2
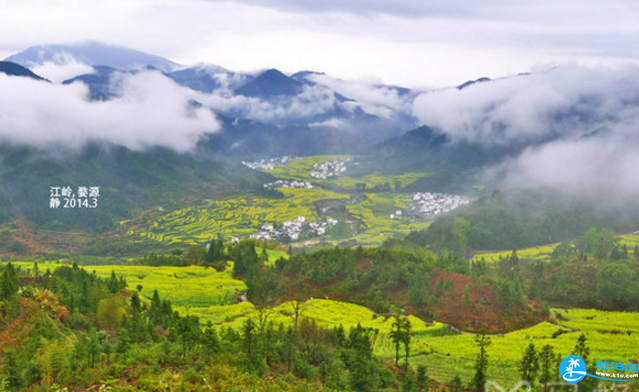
[
  {"x1": 0, "y1": 61, "x2": 48, "y2": 81},
  {"x1": 456, "y1": 77, "x2": 491, "y2": 90},
  {"x1": 234, "y1": 68, "x2": 303, "y2": 98}
]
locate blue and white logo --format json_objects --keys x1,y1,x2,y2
[{"x1": 560, "y1": 355, "x2": 587, "y2": 383}]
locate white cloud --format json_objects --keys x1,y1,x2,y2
[
  {"x1": 0, "y1": 70, "x2": 220, "y2": 151},
  {"x1": 1, "y1": 0, "x2": 639, "y2": 88},
  {"x1": 500, "y1": 127, "x2": 639, "y2": 198},
  {"x1": 413, "y1": 64, "x2": 639, "y2": 145},
  {"x1": 197, "y1": 84, "x2": 339, "y2": 122},
  {"x1": 30, "y1": 57, "x2": 95, "y2": 83},
  {"x1": 307, "y1": 73, "x2": 414, "y2": 119},
  {"x1": 413, "y1": 63, "x2": 639, "y2": 197}
]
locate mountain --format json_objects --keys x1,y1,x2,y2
[
  {"x1": 234, "y1": 69, "x2": 304, "y2": 98},
  {"x1": 167, "y1": 64, "x2": 253, "y2": 93},
  {"x1": 364, "y1": 126, "x2": 516, "y2": 192},
  {"x1": 5, "y1": 42, "x2": 180, "y2": 71},
  {"x1": 0, "y1": 61, "x2": 48, "y2": 81},
  {"x1": 0, "y1": 143, "x2": 273, "y2": 232},
  {"x1": 456, "y1": 77, "x2": 491, "y2": 90},
  {"x1": 62, "y1": 66, "x2": 123, "y2": 100}
]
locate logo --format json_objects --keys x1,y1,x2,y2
[{"x1": 560, "y1": 355, "x2": 587, "y2": 384}]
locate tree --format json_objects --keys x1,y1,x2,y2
[
  {"x1": 0, "y1": 262, "x2": 20, "y2": 299},
  {"x1": 581, "y1": 227, "x2": 616, "y2": 260},
  {"x1": 596, "y1": 263, "x2": 638, "y2": 309},
  {"x1": 510, "y1": 249, "x2": 520, "y2": 266},
  {"x1": 573, "y1": 333, "x2": 589, "y2": 361},
  {"x1": 232, "y1": 241, "x2": 261, "y2": 278},
  {"x1": 107, "y1": 270, "x2": 120, "y2": 294},
  {"x1": 448, "y1": 374, "x2": 464, "y2": 392},
  {"x1": 174, "y1": 315, "x2": 200, "y2": 357},
  {"x1": 202, "y1": 322, "x2": 220, "y2": 355},
  {"x1": 298, "y1": 318, "x2": 325, "y2": 364},
  {"x1": 242, "y1": 318, "x2": 256, "y2": 357},
  {"x1": 572, "y1": 334, "x2": 595, "y2": 392},
  {"x1": 390, "y1": 315, "x2": 403, "y2": 367},
  {"x1": 416, "y1": 365, "x2": 428, "y2": 392},
  {"x1": 518, "y1": 342, "x2": 539, "y2": 385},
  {"x1": 96, "y1": 297, "x2": 125, "y2": 333},
  {"x1": 185, "y1": 245, "x2": 207, "y2": 265},
  {"x1": 87, "y1": 329, "x2": 101, "y2": 367},
  {"x1": 2, "y1": 350, "x2": 22, "y2": 392},
  {"x1": 206, "y1": 238, "x2": 226, "y2": 270},
  {"x1": 402, "y1": 317, "x2": 412, "y2": 371},
  {"x1": 538, "y1": 344, "x2": 555, "y2": 392},
  {"x1": 420, "y1": 217, "x2": 470, "y2": 257},
  {"x1": 290, "y1": 300, "x2": 304, "y2": 329},
  {"x1": 472, "y1": 334, "x2": 491, "y2": 392}
]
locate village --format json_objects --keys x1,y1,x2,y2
[
  {"x1": 408, "y1": 192, "x2": 471, "y2": 219},
  {"x1": 241, "y1": 156, "x2": 302, "y2": 170},
  {"x1": 263, "y1": 180, "x2": 315, "y2": 189},
  {"x1": 252, "y1": 216, "x2": 339, "y2": 241},
  {"x1": 310, "y1": 157, "x2": 351, "y2": 179}
]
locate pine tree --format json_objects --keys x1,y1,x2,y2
[
  {"x1": 403, "y1": 317, "x2": 412, "y2": 371},
  {"x1": 203, "y1": 322, "x2": 220, "y2": 355},
  {"x1": 538, "y1": 344, "x2": 555, "y2": 392},
  {"x1": 573, "y1": 333, "x2": 589, "y2": 361},
  {"x1": 472, "y1": 334, "x2": 491, "y2": 392},
  {"x1": 416, "y1": 366, "x2": 428, "y2": 392},
  {"x1": 0, "y1": 262, "x2": 20, "y2": 299},
  {"x1": 2, "y1": 350, "x2": 23, "y2": 392},
  {"x1": 449, "y1": 374, "x2": 464, "y2": 392},
  {"x1": 390, "y1": 315, "x2": 403, "y2": 367},
  {"x1": 518, "y1": 342, "x2": 539, "y2": 385},
  {"x1": 242, "y1": 318, "x2": 256, "y2": 357}
]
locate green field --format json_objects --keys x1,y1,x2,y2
[
  {"x1": 13, "y1": 262, "x2": 246, "y2": 310},
  {"x1": 472, "y1": 232, "x2": 639, "y2": 263},
  {"x1": 471, "y1": 243, "x2": 560, "y2": 263},
  {"x1": 12, "y1": 260, "x2": 639, "y2": 388}
]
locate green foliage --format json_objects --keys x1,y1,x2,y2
[
  {"x1": 538, "y1": 344, "x2": 555, "y2": 392},
  {"x1": 518, "y1": 342, "x2": 538, "y2": 385},
  {"x1": 0, "y1": 263, "x2": 19, "y2": 299},
  {"x1": 410, "y1": 190, "x2": 639, "y2": 251},
  {"x1": 408, "y1": 217, "x2": 470, "y2": 257},
  {"x1": 580, "y1": 227, "x2": 617, "y2": 259},
  {"x1": 472, "y1": 334, "x2": 491, "y2": 392},
  {"x1": 596, "y1": 263, "x2": 639, "y2": 309}
]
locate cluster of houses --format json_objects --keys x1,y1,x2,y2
[
  {"x1": 310, "y1": 158, "x2": 351, "y2": 179},
  {"x1": 409, "y1": 192, "x2": 471, "y2": 218},
  {"x1": 263, "y1": 180, "x2": 315, "y2": 189},
  {"x1": 242, "y1": 156, "x2": 301, "y2": 171},
  {"x1": 252, "y1": 216, "x2": 339, "y2": 241}
]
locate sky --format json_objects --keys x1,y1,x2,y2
[{"x1": 1, "y1": 0, "x2": 639, "y2": 88}]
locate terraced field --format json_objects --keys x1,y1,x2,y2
[
  {"x1": 120, "y1": 156, "x2": 436, "y2": 248},
  {"x1": 121, "y1": 188, "x2": 350, "y2": 246},
  {"x1": 347, "y1": 192, "x2": 431, "y2": 245}
]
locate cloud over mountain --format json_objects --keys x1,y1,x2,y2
[
  {"x1": 0, "y1": 70, "x2": 219, "y2": 151},
  {"x1": 412, "y1": 64, "x2": 639, "y2": 197}
]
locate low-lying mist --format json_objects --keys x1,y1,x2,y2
[{"x1": 413, "y1": 64, "x2": 639, "y2": 199}]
